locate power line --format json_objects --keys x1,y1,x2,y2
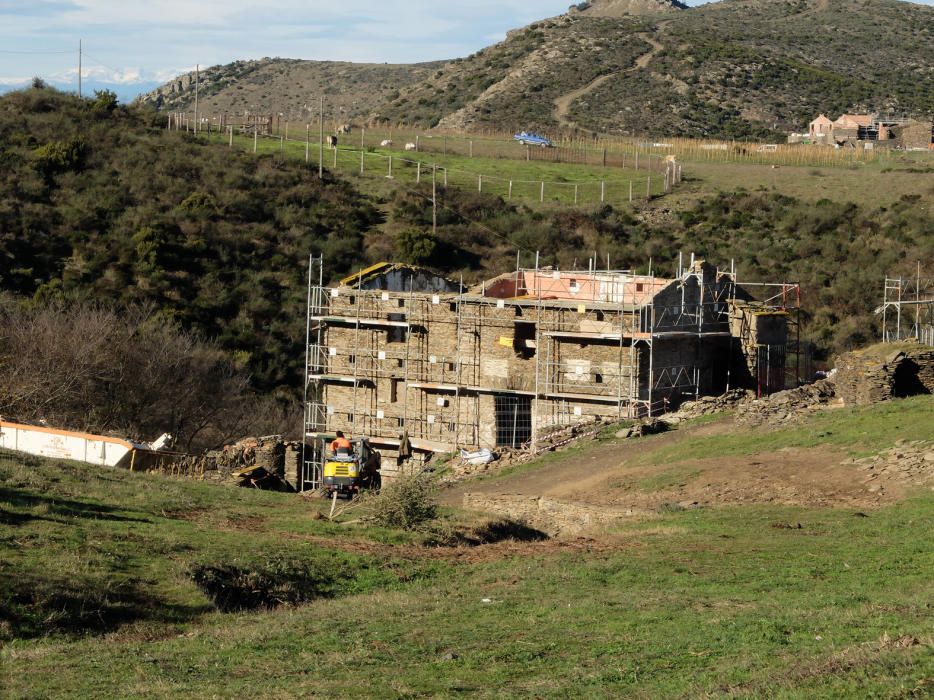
[
  {"x1": 0, "y1": 49, "x2": 74, "y2": 55},
  {"x1": 81, "y1": 52, "x2": 125, "y2": 77}
]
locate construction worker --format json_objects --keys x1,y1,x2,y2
[{"x1": 330, "y1": 431, "x2": 352, "y2": 455}]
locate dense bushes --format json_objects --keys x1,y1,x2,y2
[
  {"x1": 386, "y1": 184, "x2": 933, "y2": 359},
  {"x1": 0, "y1": 86, "x2": 379, "y2": 398}
]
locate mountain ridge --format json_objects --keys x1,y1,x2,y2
[{"x1": 139, "y1": 0, "x2": 934, "y2": 139}]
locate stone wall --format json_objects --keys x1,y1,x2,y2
[{"x1": 835, "y1": 344, "x2": 934, "y2": 406}]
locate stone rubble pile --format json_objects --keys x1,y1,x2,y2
[
  {"x1": 443, "y1": 417, "x2": 613, "y2": 483},
  {"x1": 847, "y1": 440, "x2": 934, "y2": 493},
  {"x1": 734, "y1": 379, "x2": 838, "y2": 425},
  {"x1": 149, "y1": 435, "x2": 302, "y2": 488},
  {"x1": 667, "y1": 389, "x2": 753, "y2": 421}
]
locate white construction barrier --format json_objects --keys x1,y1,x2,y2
[{"x1": 0, "y1": 420, "x2": 137, "y2": 468}]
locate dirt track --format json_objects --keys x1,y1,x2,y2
[
  {"x1": 553, "y1": 25, "x2": 668, "y2": 130},
  {"x1": 447, "y1": 416, "x2": 932, "y2": 536}
]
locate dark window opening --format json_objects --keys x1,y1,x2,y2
[
  {"x1": 513, "y1": 321, "x2": 537, "y2": 359},
  {"x1": 494, "y1": 395, "x2": 532, "y2": 449},
  {"x1": 636, "y1": 283, "x2": 644, "y2": 293},
  {"x1": 390, "y1": 379, "x2": 401, "y2": 403},
  {"x1": 387, "y1": 313, "x2": 407, "y2": 343},
  {"x1": 449, "y1": 302, "x2": 457, "y2": 312},
  {"x1": 595, "y1": 310, "x2": 604, "y2": 321},
  {"x1": 594, "y1": 373, "x2": 604, "y2": 384},
  {"x1": 397, "y1": 298, "x2": 405, "y2": 308}
]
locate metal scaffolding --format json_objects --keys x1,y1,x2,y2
[
  {"x1": 303, "y1": 253, "x2": 805, "y2": 476},
  {"x1": 881, "y1": 265, "x2": 934, "y2": 346}
]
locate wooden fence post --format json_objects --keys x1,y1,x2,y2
[
  {"x1": 601, "y1": 181, "x2": 605, "y2": 203},
  {"x1": 540, "y1": 181, "x2": 545, "y2": 203}
]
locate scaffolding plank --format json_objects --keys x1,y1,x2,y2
[
  {"x1": 544, "y1": 391, "x2": 627, "y2": 404},
  {"x1": 310, "y1": 316, "x2": 411, "y2": 328}
]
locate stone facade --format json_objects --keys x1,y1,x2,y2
[{"x1": 306, "y1": 261, "x2": 796, "y2": 477}]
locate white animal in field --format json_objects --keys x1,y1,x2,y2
[
  {"x1": 380, "y1": 139, "x2": 393, "y2": 147},
  {"x1": 404, "y1": 142, "x2": 417, "y2": 151},
  {"x1": 326, "y1": 135, "x2": 338, "y2": 149},
  {"x1": 337, "y1": 123, "x2": 352, "y2": 134}
]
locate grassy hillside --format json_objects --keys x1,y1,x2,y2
[
  {"x1": 3, "y1": 396, "x2": 933, "y2": 697},
  {"x1": 136, "y1": 58, "x2": 444, "y2": 123}
]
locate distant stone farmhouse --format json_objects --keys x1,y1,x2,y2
[
  {"x1": 788, "y1": 114, "x2": 934, "y2": 150},
  {"x1": 795, "y1": 113, "x2": 933, "y2": 149}
]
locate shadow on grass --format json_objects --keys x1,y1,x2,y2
[
  {"x1": 428, "y1": 518, "x2": 551, "y2": 547},
  {"x1": 0, "y1": 571, "x2": 213, "y2": 640},
  {"x1": 0, "y1": 487, "x2": 152, "y2": 526}
]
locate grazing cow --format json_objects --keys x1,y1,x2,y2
[
  {"x1": 380, "y1": 139, "x2": 393, "y2": 147},
  {"x1": 337, "y1": 123, "x2": 352, "y2": 134},
  {"x1": 404, "y1": 142, "x2": 417, "y2": 151},
  {"x1": 327, "y1": 135, "x2": 338, "y2": 149}
]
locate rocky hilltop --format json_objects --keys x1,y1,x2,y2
[
  {"x1": 572, "y1": 0, "x2": 688, "y2": 16},
  {"x1": 137, "y1": 58, "x2": 443, "y2": 121},
  {"x1": 140, "y1": 0, "x2": 934, "y2": 139}
]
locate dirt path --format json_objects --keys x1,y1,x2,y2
[
  {"x1": 447, "y1": 416, "x2": 930, "y2": 536},
  {"x1": 553, "y1": 25, "x2": 668, "y2": 131}
]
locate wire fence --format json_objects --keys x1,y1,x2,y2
[
  {"x1": 170, "y1": 118, "x2": 681, "y2": 208},
  {"x1": 171, "y1": 110, "x2": 888, "y2": 171}
]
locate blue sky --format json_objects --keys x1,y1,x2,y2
[{"x1": 0, "y1": 1, "x2": 931, "y2": 98}]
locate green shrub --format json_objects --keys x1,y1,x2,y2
[{"x1": 371, "y1": 472, "x2": 439, "y2": 530}]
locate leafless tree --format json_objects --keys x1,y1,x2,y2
[{"x1": 0, "y1": 297, "x2": 259, "y2": 451}]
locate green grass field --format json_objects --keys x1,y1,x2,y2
[
  {"x1": 3, "y1": 398, "x2": 933, "y2": 698},
  {"x1": 210, "y1": 130, "x2": 669, "y2": 208},
  {"x1": 200, "y1": 128, "x2": 933, "y2": 215}
]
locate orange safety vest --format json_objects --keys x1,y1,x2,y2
[{"x1": 330, "y1": 437, "x2": 352, "y2": 452}]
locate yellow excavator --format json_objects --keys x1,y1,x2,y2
[{"x1": 322, "y1": 437, "x2": 381, "y2": 498}]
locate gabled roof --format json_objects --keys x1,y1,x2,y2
[
  {"x1": 339, "y1": 262, "x2": 458, "y2": 292},
  {"x1": 833, "y1": 114, "x2": 873, "y2": 127}
]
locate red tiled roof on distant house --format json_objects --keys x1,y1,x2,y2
[{"x1": 833, "y1": 114, "x2": 873, "y2": 129}]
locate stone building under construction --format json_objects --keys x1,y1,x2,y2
[{"x1": 301, "y1": 259, "x2": 804, "y2": 486}]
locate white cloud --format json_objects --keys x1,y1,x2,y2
[{"x1": 48, "y1": 64, "x2": 146, "y2": 84}]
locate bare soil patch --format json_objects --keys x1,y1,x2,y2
[{"x1": 447, "y1": 415, "x2": 934, "y2": 535}]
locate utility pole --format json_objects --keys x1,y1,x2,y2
[
  {"x1": 77, "y1": 40, "x2": 82, "y2": 99},
  {"x1": 432, "y1": 164, "x2": 438, "y2": 237},
  {"x1": 194, "y1": 65, "x2": 200, "y2": 134},
  {"x1": 318, "y1": 96, "x2": 324, "y2": 179}
]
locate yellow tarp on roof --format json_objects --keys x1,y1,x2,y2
[{"x1": 340, "y1": 262, "x2": 397, "y2": 287}]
